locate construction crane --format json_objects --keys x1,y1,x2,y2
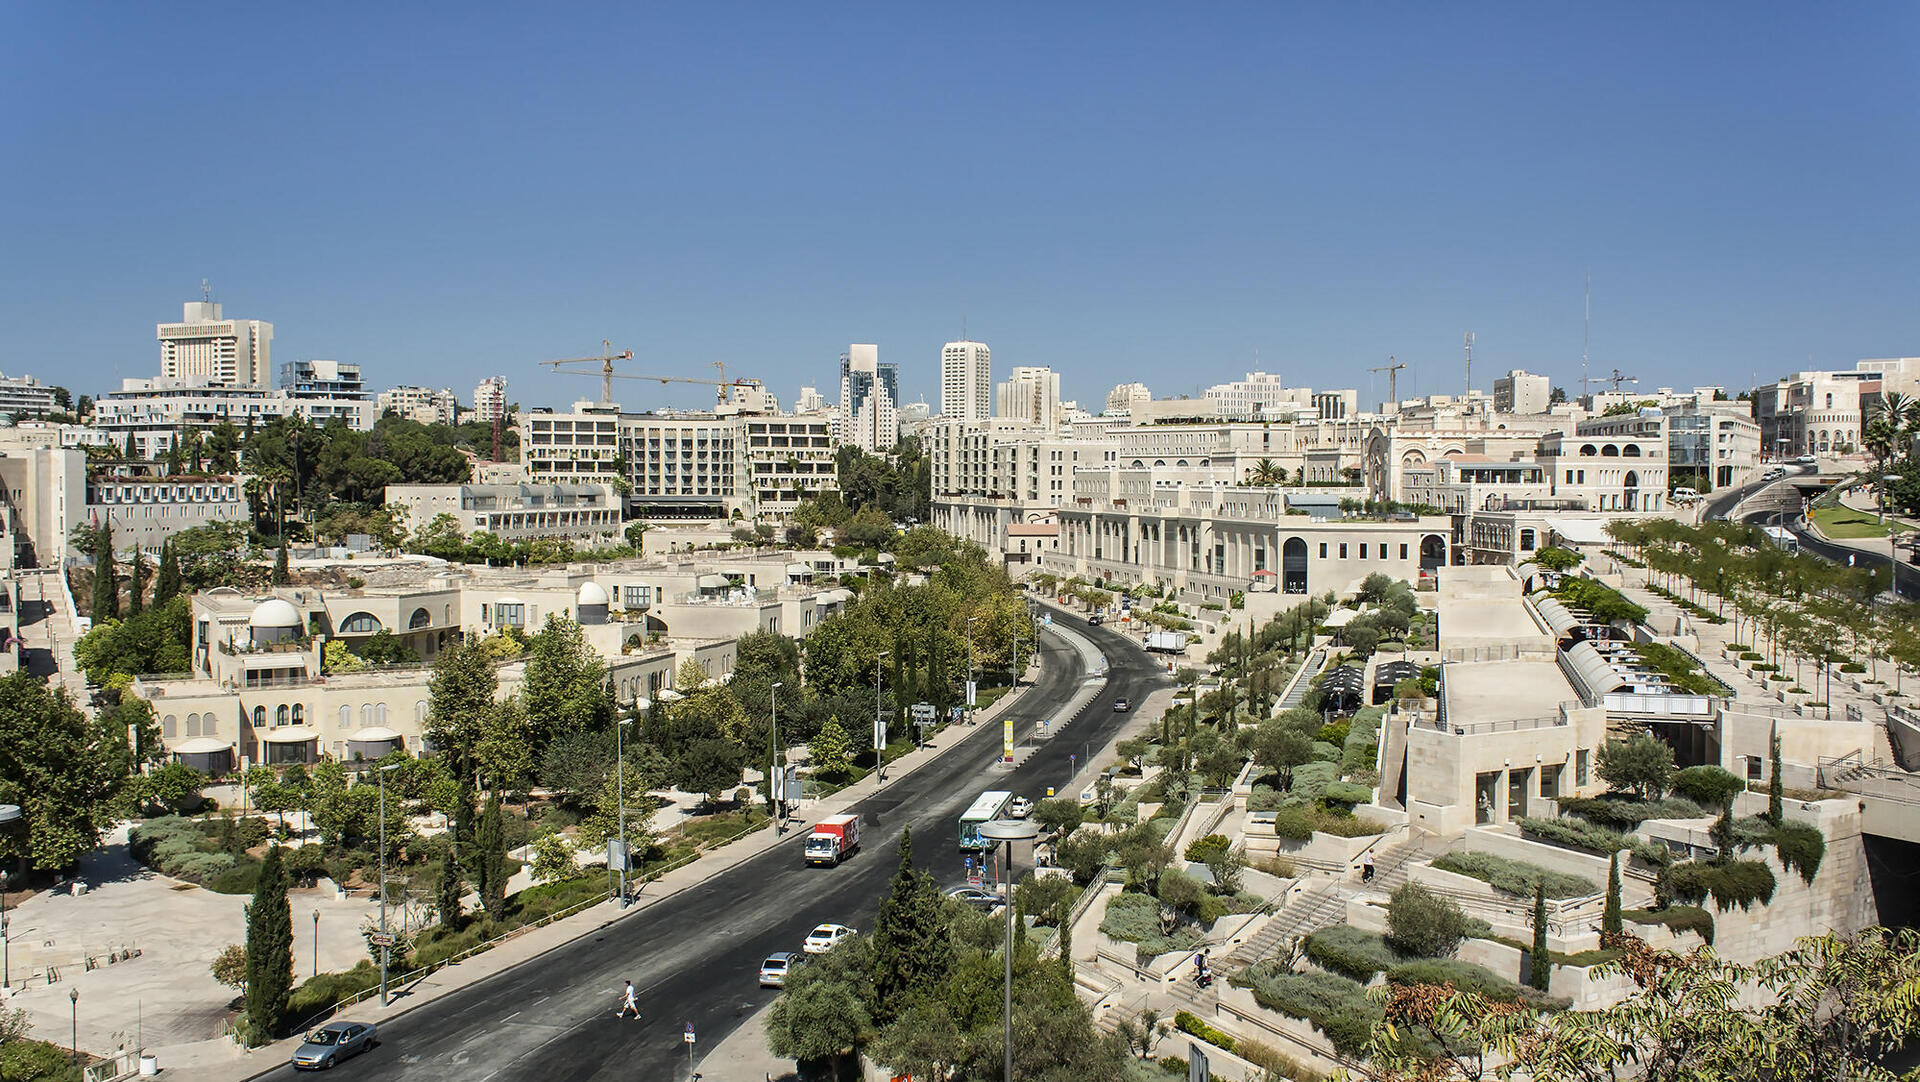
[
  {"x1": 606, "y1": 370, "x2": 766, "y2": 407},
  {"x1": 1580, "y1": 368, "x2": 1640, "y2": 394},
  {"x1": 539, "y1": 339, "x2": 636, "y2": 404},
  {"x1": 1369, "y1": 356, "x2": 1407, "y2": 408}
]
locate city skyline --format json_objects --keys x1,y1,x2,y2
[{"x1": 2, "y1": 6, "x2": 1915, "y2": 412}]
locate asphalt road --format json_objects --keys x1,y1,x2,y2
[{"x1": 251, "y1": 611, "x2": 1166, "y2": 1082}]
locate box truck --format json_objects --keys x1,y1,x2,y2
[
  {"x1": 1145, "y1": 630, "x2": 1186, "y2": 653},
  {"x1": 805, "y1": 814, "x2": 861, "y2": 866}
]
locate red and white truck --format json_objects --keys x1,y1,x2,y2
[{"x1": 804, "y1": 814, "x2": 861, "y2": 866}]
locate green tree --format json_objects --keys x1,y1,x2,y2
[
  {"x1": 1386, "y1": 882, "x2": 1469, "y2": 958},
  {"x1": 676, "y1": 738, "x2": 744, "y2": 805},
  {"x1": 138, "y1": 761, "x2": 208, "y2": 815},
  {"x1": 521, "y1": 615, "x2": 611, "y2": 748},
  {"x1": 127, "y1": 547, "x2": 147, "y2": 615},
  {"x1": 1531, "y1": 884, "x2": 1552, "y2": 991},
  {"x1": 809, "y1": 716, "x2": 855, "y2": 781},
  {"x1": 868, "y1": 828, "x2": 953, "y2": 1024},
  {"x1": 529, "y1": 835, "x2": 575, "y2": 882},
  {"x1": 1253, "y1": 716, "x2": 1315, "y2": 791},
  {"x1": 271, "y1": 543, "x2": 291, "y2": 586},
  {"x1": 426, "y1": 634, "x2": 498, "y2": 794},
  {"x1": 210, "y1": 942, "x2": 248, "y2": 993},
  {"x1": 1033, "y1": 798, "x2": 1085, "y2": 840},
  {"x1": 1597, "y1": 734, "x2": 1675, "y2": 800},
  {"x1": 474, "y1": 793, "x2": 508, "y2": 921},
  {"x1": 0, "y1": 673, "x2": 129, "y2": 870},
  {"x1": 435, "y1": 845, "x2": 464, "y2": 930},
  {"x1": 243, "y1": 846, "x2": 293, "y2": 1042},
  {"x1": 153, "y1": 539, "x2": 182, "y2": 606},
  {"x1": 1603, "y1": 852, "x2": 1623, "y2": 936},
  {"x1": 91, "y1": 523, "x2": 118, "y2": 620},
  {"x1": 322, "y1": 639, "x2": 367, "y2": 674},
  {"x1": 1769, "y1": 726, "x2": 1785, "y2": 826},
  {"x1": 767, "y1": 934, "x2": 874, "y2": 1072}
]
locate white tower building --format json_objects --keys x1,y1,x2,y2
[
  {"x1": 941, "y1": 340, "x2": 992, "y2": 421},
  {"x1": 158, "y1": 298, "x2": 272, "y2": 387}
]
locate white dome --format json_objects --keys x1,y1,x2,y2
[
  {"x1": 249, "y1": 598, "x2": 303, "y2": 628},
  {"x1": 577, "y1": 582, "x2": 611, "y2": 606}
]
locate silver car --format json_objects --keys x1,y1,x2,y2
[
  {"x1": 292, "y1": 1021, "x2": 378, "y2": 1070},
  {"x1": 759, "y1": 951, "x2": 804, "y2": 988}
]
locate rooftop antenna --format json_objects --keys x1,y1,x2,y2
[
  {"x1": 1463, "y1": 331, "x2": 1474, "y2": 399},
  {"x1": 1581, "y1": 271, "x2": 1591, "y2": 404}
]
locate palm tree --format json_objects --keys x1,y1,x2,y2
[{"x1": 1248, "y1": 458, "x2": 1284, "y2": 486}]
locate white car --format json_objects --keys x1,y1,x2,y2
[
  {"x1": 1007, "y1": 797, "x2": 1034, "y2": 819},
  {"x1": 803, "y1": 923, "x2": 855, "y2": 954}
]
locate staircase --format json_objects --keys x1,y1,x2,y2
[
  {"x1": 1223, "y1": 880, "x2": 1343, "y2": 969},
  {"x1": 1364, "y1": 835, "x2": 1446, "y2": 894}
]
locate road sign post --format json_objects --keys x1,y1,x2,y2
[{"x1": 685, "y1": 1022, "x2": 696, "y2": 1079}]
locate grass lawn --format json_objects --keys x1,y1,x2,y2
[{"x1": 1810, "y1": 505, "x2": 1911, "y2": 539}]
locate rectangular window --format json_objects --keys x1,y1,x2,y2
[
  {"x1": 496, "y1": 603, "x2": 525, "y2": 627},
  {"x1": 1320, "y1": 543, "x2": 1328, "y2": 558},
  {"x1": 1339, "y1": 543, "x2": 1348, "y2": 559},
  {"x1": 1400, "y1": 544, "x2": 1409, "y2": 560},
  {"x1": 1540, "y1": 764, "x2": 1562, "y2": 799},
  {"x1": 1747, "y1": 756, "x2": 1763, "y2": 783},
  {"x1": 1575, "y1": 749, "x2": 1591, "y2": 786},
  {"x1": 1360, "y1": 543, "x2": 1368, "y2": 559}
]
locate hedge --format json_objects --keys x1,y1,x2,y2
[
  {"x1": 1660, "y1": 859, "x2": 1777, "y2": 912},
  {"x1": 1556, "y1": 794, "x2": 1706, "y2": 829},
  {"x1": 1232, "y1": 964, "x2": 1379, "y2": 1056},
  {"x1": 1669, "y1": 766, "x2": 1746, "y2": 809},
  {"x1": 1517, "y1": 815, "x2": 1671, "y2": 867},
  {"x1": 1623, "y1": 905, "x2": 1715, "y2": 944},
  {"x1": 1101, "y1": 890, "x2": 1204, "y2": 963},
  {"x1": 1431, "y1": 851, "x2": 1598, "y2": 899},
  {"x1": 1174, "y1": 1010, "x2": 1235, "y2": 1053},
  {"x1": 1270, "y1": 805, "x2": 1386, "y2": 841},
  {"x1": 1303, "y1": 925, "x2": 1402, "y2": 981},
  {"x1": 1386, "y1": 958, "x2": 1568, "y2": 1010}
]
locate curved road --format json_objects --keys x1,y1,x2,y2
[{"x1": 250, "y1": 612, "x2": 1164, "y2": 1082}]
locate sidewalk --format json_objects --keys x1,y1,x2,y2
[{"x1": 171, "y1": 641, "x2": 1055, "y2": 1082}]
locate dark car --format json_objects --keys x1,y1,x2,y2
[
  {"x1": 292, "y1": 1021, "x2": 378, "y2": 1070},
  {"x1": 1088, "y1": 613, "x2": 1104, "y2": 625},
  {"x1": 1113, "y1": 698, "x2": 1130, "y2": 712},
  {"x1": 947, "y1": 886, "x2": 1004, "y2": 912}
]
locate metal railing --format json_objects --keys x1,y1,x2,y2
[{"x1": 1817, "y1": 753, "x2": 1920, "y2": 806}]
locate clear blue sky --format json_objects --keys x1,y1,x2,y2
[{"x1": 3, "y1": 5, "x2": 1915, "y2": 413}]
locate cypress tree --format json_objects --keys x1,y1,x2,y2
[
  {"x1": 890, "y1": 631, "x2": 905, "y2": 734},
  {"x1": 127, "y1": 548, "x2": 146, "y2": 615},
  {"x1": 1530, "y1": 884, "x2": 1551, "y2": 991},
  {"x1": 1602, "y1": 852, "x2": 1623, "y2": 936},
  {"x1": 244, "y1": 846, "x2": 294, "y2": 1042},
  {"x1": 272, "y1": 542, "x2": 291, "y2": 586},
  {"x1": 869, "y1": 827, "x2": 954, "y2": 1024},
  {"x1": 475, "y1": 793, "x2": 507, "y2": 921},
  {"x1": 1768, "y1": 725, "x2": 1785, "y2": 826},
  {"x1": 91, "y1": 524, "x2": 118, "y2": 620},
  {"x1": 435, "y1": 845, "x2": 465, "y2": 930},
  {"x1": 154, "y1": 540, "x2": 182, "y2": 606},
  {"x1": 1056, "y1": 899, "x2": 1073, "y2": 982}
]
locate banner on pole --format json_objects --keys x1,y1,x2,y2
[
  {"x1": 1003, "y1": 714, "x2": 1014, "y2": 763},
  {"x1": 966, "y1": 680, "x2": 977, "y2": 707}
]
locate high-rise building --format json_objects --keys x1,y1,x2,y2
[
  {"x1": 795, "y1": 386, "x2": 827, "y2": 413},
  {"x1": 941, "y1": 340, "x2": 992, "y2": 421},
  {"x1": 1105, "y1": 382, "x2": 1151, "y2": 415},
  {"x1": 473, "y1": 377, "x2": 509, "y2": 423},
  {"x1": 1493, "y1": 369, "x2": 1552, "y2": 415},
  {"x1": 277, "y1": 359, "x2": 370, "y2": 429},
  {"x1": 0, "y1": 372, "x2": 57, "y2": 418},
  {"x1": 378, "y1": 385, "x2": 459, "y2": 425},
  {"x1": 838, "y1": 345, "x2": 899, "y2": 452},
  {"x1": 158, "y1": 299, "x2": 272, "y2": 387},
  {"x1": 995, "y1": 366, "x2": 1062, "y2": 431}
]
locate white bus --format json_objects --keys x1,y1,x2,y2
[
  {"x1": 1763, "y1": 525, "x2": 1798, "y2": 553},
  {"x1": 959, "y1": 790, "x2": 1014, "y2": 850}
]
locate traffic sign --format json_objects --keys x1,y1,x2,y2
[
  {"x1": 368, "y1": 933, "x2": 396, "y2": 947},
  {"x1": 684, "y1": 1023, "x2": 696, "y2": 1044}
]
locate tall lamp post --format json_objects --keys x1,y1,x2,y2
[
  {"x1": 616, "y1": 716, "x2": 632, "y2": 906},
  {"x1": 874, "y1": 651, "x2": 890, "y2": 784},
  {"x1": 312, "y1": 910, "x2": 320, "y2": 978},
  {"x1": 979, "y1": 819, "x2": 1038, "y2": 1082},
  {"x1": 68, "y1": 987, "x2": 78, "y2": 1064},
  {"x1": 0, "y1": 804, "x2": 19, "y2": 992},
  {"x1": 768, "y1": 682, "x2": 785, "y2": 832},
  {"x1": 376, "y1": 762, "x2": 400, "y2": 1006}
]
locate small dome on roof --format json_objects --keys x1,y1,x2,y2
[
  {"x1": 577, "y1": 582, "x2": 611, "y2": 606},
  {"x1": 249, "y1": 599, "x2": 302, "y2": 628}
]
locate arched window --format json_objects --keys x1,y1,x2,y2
[
  {"x1": 252, "y1": 706, "x2": 266, "y2": 728},
  {"x1": 375, "y1": 703, "x2": 388, "y2": 725},
  {"x1": 409, "y1": 608, "x2": 432, "y2": 629},
  {"x1": 1622, "y1": 444, "x2": 1642, "y2": 457},
  {"x1": 339, "y1": 612, "x2": 384, "y2": 634},
  {"x1": 339, "y1": 705, "x2": 352, "y2": 729},
  {"x1": 1281, "y1": 537, "x2": 1309, "y2": 595},
  {"x1": 1601, "y1": 444, "x2": 1620, "y2": 457},
  {"x1": 276, "y1": 704, "x2": 289, "y2": 726},
  {"x1": 186, "y1": 712, "x2": 201, "y2": 736},
  {"x1": 1579, "y1": 444, "x2": 1598, "y2": 457},
  {"x1": 291, "y1": 703, "x2": 303, "y2": 725},
  {"x1": 163, "y1": 714, "x2": 177, "y2": 738},
  {"x1": 361, "y1": 704, "x2": 374, "y2": 728},
  {"x1": 205, "y1": 714, "x2": 218, "y2": 736},
  {"x1": 415, "y1": 701, "x2": 428, "y2": 723}
]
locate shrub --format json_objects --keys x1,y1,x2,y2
[
  {"x1": 1234, "y1": 1038, "x2": 1326, "y2": 1082},
  {"x1": 1660, "y1": 859, "x2": 1777, "y2": 912},
  {"x1": 1431, "y1": 851, "x2": 1597, "y2": 899},
  {"x1": 1319, "y1": 782, "x2": 1373, "y2": 809},
  {"x1": 1316, "y1": 721, "x2": 1351, "y2": 746},
  {"x1": 1233, "y1": 965, "x2": 1379, "y2": 1056},
  {"x1": 286, "y1": 960, "x2": 381, "y2": 1021},
  {"x1": 1100, "y1": 891, "x2": 1163, "y2": 943},
  {"x1": 1386, "y1": 882, "x2": 1469, "y2": 958},
  {"x1": 1741, "y1": 652, "x2": 1764, "y2": 662},
  {"x1": 1386, "y1": 958, "x2": 1567, "y2": 1009},
  {"x1": 1270, "y1": 804, "x2": 1386, "y2": 841},
  {"x1": 1173, "y1": 1010, "x2": 1234, "y2": 1053},
  {"x1": 1670, "y1": 765, "x2": 1746, "y2": 809},
  {"x1": 1623, "y1": 905, "x2": 1715, "y2": 944},
  {"x1": 1556, "y1": 794, "x2": 1705, "y2": 829},
  {"x1": 1772, "y1": 822, "x2": 1826, "y2": 884},
  {"x1": 1304, "y1": 925, "x2": 1401, "y2": 981},
  {"x1": 1842, "y1": 662, "x2": 1867, "y2": 674}
]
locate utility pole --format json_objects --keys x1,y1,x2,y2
[
  {"x1": 377, "y1": 763, "x2": 399, "y2": 1006},
  {"x1": 874, "y1": 652, "x2": 890, "y2": 784},
  {"x1": 616, "y1": 717, "x2": 632, "y2": 906}
]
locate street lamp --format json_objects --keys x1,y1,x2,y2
[
  {"x1": 979, "y1": 818, "x2": 1039, "y2": 1082},
  {"x1": 0, "y1": 803, "x2": 19, "y2": 992},
  {"x1": 769, "y1": 683, "x2": 785, "y2": 833},
  {"x1": 312, "y1": 910, "x2": 320, "y2": 978},
  {"x1": 68, "y1": 987, "x2": 78, "y2": 1064},
  {"x1": 376, "y1": 762, "x2": 400, "y2": 1006},
  {"x1": 616, "y1": 717, "x2": 633, "y2": 907},
  {"x1": 875, "y1": 652, "x2": 890, "y2": 785}
]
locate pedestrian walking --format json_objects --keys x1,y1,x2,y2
[
  {"x1": 617, "y1": 980, "x2": 641, "y2": 1019},
  {"x1": 1362, "y1": 854, "x2": 1375, "y2": 882}
]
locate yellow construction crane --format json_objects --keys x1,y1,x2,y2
[
  {"x1": 1369, "y1": 356, "x2": 1408, "y2": 406},
  {"x1": 539, "y1": 339, "x2": 635, "y2": 404}
]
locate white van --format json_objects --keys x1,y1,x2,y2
[{"x1": 1672, "y1": 486, "x2": 1699, "y2": 500}]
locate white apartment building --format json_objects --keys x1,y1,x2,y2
[
  {"x1": 0, "y1": 372, "x2": 57, "y2": 418},
  {"x1": 473, "y1": 376, "x2": 509, "y2": 423},
  {"x1": 159, "y1": 299, "x2": 272, "y2": 387},
  {"x1": 1668, "y1": 402, "x2": 1761, "y2": 489},
  {"x1": 93, "y1": 377, "x2": 374, "y2": 459},
  {"x1": 1492, "y1": 369, "x2": 1551, "y2": 415},
  {"x1": 1202, "y1": 371, "x2": 1317, "y2": 420},
  {"x1": 1750, "y1": 359, "x2": 1920, "y2": 459},
  {"x1": 88, "y1": 471, "x2": 252, "y2": 556},
  {"x1": 941, "y1": 340, "x2": 991, "y2": 422},
  {"x1": 838, "y1": 345, "x2": 898, "y2": 452},
  {"x1": 385, "y1": 482, "x2": 621, "y2": 544},
  {"x1": 795, "y1": 386, "x2": 826, "y2": 414},
  {"x1": 995, "y1": 366, "x2": 1062, "y2": 431},
  {"x1": 377, "y1": 385, "x2": 459, "y2": 425},
  {"x1": 277, "y1": 359, "x2": 371, "y2": 428},
  {"x1": 1104, "y1": 382, "x2": 1151, "y2": 415},
  {"x1": 0, "y1": 445, "x2": 84, "y2": 567}
]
